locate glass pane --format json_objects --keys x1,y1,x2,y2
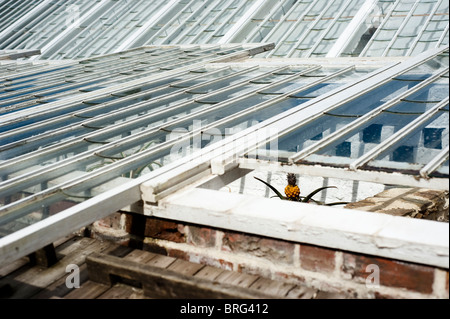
[{"x1": 365, "y1": 109, "x2": 448, "y2": 172}]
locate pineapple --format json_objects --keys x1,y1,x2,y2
[{"x1": 285, "y1": 173, "x2": 300, "y2": 201}]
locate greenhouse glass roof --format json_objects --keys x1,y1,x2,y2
[{"x1": 0, "y1": 0, "x2": 448, "y2": 269}]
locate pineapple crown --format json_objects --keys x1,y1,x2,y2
[{"x1": 287, "y1": 173, "x2": 297, "y2": 186}]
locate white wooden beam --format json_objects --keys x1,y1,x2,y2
[
  {"x1": 239, "y1": 158, "x2": 450, "y2": 191},
  {"x1": 326, "y1": 0, "x2": 380, "y2": 57},
  {"x1": 114, "y1": 0, "x2": 179, "y2": 52},
  {"x1": 218, "y1": 0, "x2": 267, "y2": 44}
]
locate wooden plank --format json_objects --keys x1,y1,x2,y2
[
  {"x1": 0, "y1": 235, "x2": 83, "y2": 279},
  {"x1": 31, "y1": 264, "x2": 89, "y2": 299},
  {"x1": 102, "y1": 244, "x2": 134, "y2": 258},
  {"x1": 248, "y1": 277, "x2": 296, "y2": 298},
  {"x1": 64, "y1": 280, "x2": 110, "y2": 299},
  {"x1": 28, "y1": 243, "x2": 57, "y2": 268},
  {"x1": 215, "y1": 270, "x2": 259, "y2": 288},
  {"x1": 166, "y1": 259, "x2": 204, "y2": 277},
  {"x1": 56, "y1": 236, "x2": 96, "y2": 256},
  {"x1": 96, "y1": 283, "x2": 147, "y2": 299},
  {"x1": 31, "y1": 243, "x2": 131, "y2": 299},
  {"x1": 86, "y1": 253, "x2": 275, "y2": 299},
  {"x1": 123, "y1": 250, "x2": 157, "y2": 263},
  {"x1": 0, "y1": 238, "x2": 114, "y2": 299},
  {"x1": 0, "y1": 257, "x2": 29, "y2": 277},
  {"x1": 143, "y1": 254, "x2": 176, "y2": 268},
  {"x1": 194, "y1": 266, "x2": 225, "y2": 281}
]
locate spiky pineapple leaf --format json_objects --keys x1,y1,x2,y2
[
  {"x1": 301, "y1": 186, "x2": 337, "y2": 203},
  {"x1": 254, "y1": 177, "x2": 286, "y2": 200}
]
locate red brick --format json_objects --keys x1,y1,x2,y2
[
  {"x1": 342, "y1": 252, "x2": 435, "y2": 294},
  {"x1": 143, "y1": 217, "x2": 185, "y2": 243},
  {"x1": 299, "y1": 244, "x2": 336, "y2": 273},
  {"x1": 167, "y1": 248, "x2": 189, "y2": 261},
  {"x1": 274, "y1": 272, "x2": 306, "y2": 286},
  {"x1": 222, "y1": 231, "x2": 295, "y2": 264},
  {"x1": 187, "y1": 226, "x2": 217, "y2": 247}
]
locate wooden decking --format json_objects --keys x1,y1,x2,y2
[{"x1": 0, "y1": 235, "x2": 338, "y2": 299}]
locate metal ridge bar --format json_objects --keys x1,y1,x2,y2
[
  {"x1": 0, "y1": 65, "x2": 268, "y2": 148},
  {"x1": 420, "y1": 145, "x2": 449, "y2": 178},
  {"x1": 359, "y1": 0, "x2": 401, "y2": 57},
  {"x1": 170, "y1": 0, "x2": 229, "y2": 45},
  {"x1": 140, "y1": 0, "x2": 199, "y2": 45},
  {"x1": 0, "y1": 67, "x2": 300, "y2": 199},
  {"x1": 0, "y1": 48, "x2": 225, "y2": 108},
  {"x1": 405, "y1": 0, "x2": 443, "y2": 56},
  {"x1": 218, "y1": 0, "x2": 267, "y2": 44},
  {"x1": 29, "y1": 0, "x2": 110, "y2": 61},
  {"x1": 381, "y1": 0, "x2": 421, "y2": 57},
  {"x1": 289, "y1": 67, "x2": 449, "y2": 163},
  {"x1": 304, "y1": 0, "x2": 355, "y2": 58},
  {"x1": 349, "y1": 97, "x2": 449, "y2": 170},
  {"x1": 436, "y1": 23, "x2": 449, "y2": 48},
  {"x1": 115, "y1": 0, "x2": 180, "y2": 52},
  {"x1": 0, "y1": 68, "x2": 322, "y2": 225},
  {"x1": 285, "y1": 1, "x2": 337, "y2": 58},
  {"x1": 0, "y1": 67, "x2": 260, "y2": 165},
  {"x1": 0, "y1": 43, "x2": 274, "y2": 123},
  {"x1": 240, "y1": 0, "x2": 288, "y2": 43},
  {"x1": 327, "y1": 0, "x2": 380, "y2": 57},
  {"x1": 265, "y1": 0, "x2": 319, "y2": 58},
  {"x1": 0, "y1": 0, "x2": 53, "y2": 44},
  {"x1": 210, "y1": 46, "x2": 448, "y2": 173}
]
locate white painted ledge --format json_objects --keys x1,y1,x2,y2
[{"x1": 144, "y1": 188, "x2": 449, "y2": 269}]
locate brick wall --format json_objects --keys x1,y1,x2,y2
[
  {"x1": 124, "y1": 216, "x2": 447, "y2": 299},
  {"x1": 85, "y1": 187, "x2": 449, "y2": 299}
]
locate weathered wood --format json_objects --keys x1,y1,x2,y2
[
  {"x1": 31, "y1": 264, "x2": 89, "y2": 299},
  {"x1": 214, "y1": 270, "x2": 259, "y2": 288},
  {"x1": 0, "y1": 238, "x2": 114, "y2": 299},
  {"x1": 0, "y1": 257, "x2": 29, "y2": 277},
  {"x1": 143, "y1": 253, "x2": 176, "y2": 268},
  {"x1": 123, "y1": 250, "x2": 157, "y2": 263},
  {"x1": 96, "y1": 283, "x2": 147, "y2": 299},
  {"x1": 166, "y1": 259, "x2": 204, "y2": 276},
  {"x1": 248, "y1": 277, "x2": 296, "y2": 298},
  {"x1": 64, "y1": 280, "x2": 110, "y2": 299},
  {"x1": 28, "y1": 243, "x2": 58, "y2": 268},
  {"x1": 126, "y1": 213, "x2": 146, "y2": 249},
  {"x1": 194, "y1": 265, "x2": 225, "y2": 281},
  {"x1": 86, "y1": 253, "x2": 276, "y2": 299}
]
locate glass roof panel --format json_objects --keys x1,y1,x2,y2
[{"x1": 364, "y1": 108, "x2": 448, "y2": 171}]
